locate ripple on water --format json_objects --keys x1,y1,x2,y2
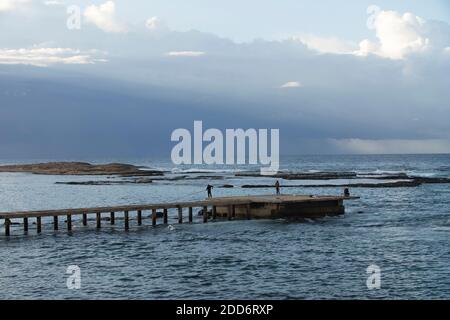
[{"x1": 1, "y1": 155, "x2": 450, "y2": 299}]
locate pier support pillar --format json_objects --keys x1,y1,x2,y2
[
  {"x1": 37, "y1": 217, "x2": 41, "y2": 233},
  {"x1": 152, "y1": 209, "x2": 157, "y2": 226},
  {"x1": 203, "y1": 206, "x2": 208, "y2": 223},
  {"x1": 24, "y1": 217, "x2": 28, "y2": 233},
  {"x1": 5, "y1": 218, "x2": 10, "y2": 236},
  {"x1": 163, "y1": 209, "x2": 168, "y2": 224},
  {"x1": 110, "y1": 212, "x2": 115, "y2": 225},
  {"x1": 96, "y1": 213, "x2": 101, "y2": 229},
  {"x1": 53, "y1": 216, "x2": 58, "y2": 230},
  {"x1": 188, "y1": 207, "x2": 193, "y2": 223},
  {"x1": 232, "y1": 205, "x2": 236, "y2": 218},
  {"x1": 67, "y1": 214, "x2": 72, "y2": 231},
  {"x1": 178, "y1": 207, "x2": 183, "y2": 224},
  {"x1": 246, "y1": 204, "x2": 251, "y2": 220},
  {"x1": 227, "y1": 205, "x2": 233, "y2": 221},
  {"x1": 124, "y1": 211, "x2": 129, "y2": 231},
  {"x1": 82, "y1": 214, "x2": 87, "y2": 226},
  {"x1": 137, "y1": 210, "x2": 142, "y2": 226},
  {"x1": 212, "y1": 206, "x2": 217, "y2": 220}
]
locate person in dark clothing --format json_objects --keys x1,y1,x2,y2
[
  {"x1": 206, "y1": 184, "x2": 214, "y2": 198},
  {"x1": 275, "y1": 180, "x2": 280, "y2": 195},
  {"x1": 344, "y1": 188, "x2": 350, "y2": 197}
]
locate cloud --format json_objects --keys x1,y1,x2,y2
[
  {"x1": 84, "y1": 1, "x2": 127, "y2": 33},
  {"x1": 356, "y1": 10, "x2": 450, "y2": 59},
  {"x1": 43, "y1": 0, "x2": 64, "y2": 6},
  {"x1": 280, "y1": 81, "x2": 303, "y2": 88},
  {"x1": 292, "y1": 10, "x2": 450, "y2": 60},
  {"x1": 0, "y1": 7, "x2": 448, "y2": 155},
  {"x1": 167, "y1": 51, "x2": 205, "y2": 57},
  {"x1": 293, "y1": 35, "x2": 357, "y2": 54},
  {"x1": 0, "y1": 47, "x2": 105, "y2": 67},
  {"x1": 145, "y1": 16, "x2": 168, "y2": 32},
  {"x1": 0, "y1": 0, "x2": 30, "y2": 11},
  {"x1": 330, "y1": 138, "x2": 450, "y2": 154}
]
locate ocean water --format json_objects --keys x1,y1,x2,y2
[{"x1": 0, "y1": 154, "x2": 449, "y2": 299}]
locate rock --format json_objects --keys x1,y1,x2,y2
[
  {"x1": 0, "y1": 162, "x2": 163, "y2": 177},
  {"x1": 184, "y1": 175, "x2": 225, "y2": 180},
  {"x1": 151, "y1": 175, "x2": 188, "y2": 181},
  {"x1": 55, "y1": 177, "x2": 153, "y2": 185},
  {"x1": 197, "y1": 209, "x2": 212, "y2": 216},
  {"x1": 236, "y1": 171, "x2": 357, "y2": 180},
  {"x1": 241, "y1": 180, "x2": 422, "y2": 188},
  {"x1": 412, "y1": 177, "x2": 450, "y2": 184},
  {"x1": 133, "y1": 178, "x2": 153, "y2": 184},
  {"x1": 147, "y1": 212, "x2": 164, "y2": 218}
]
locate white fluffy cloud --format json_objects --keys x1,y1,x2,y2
[
  {"x1": 0, "y1": 0, "x2": 30, "y2": 11},
  {"x1": 84, "y1": 1, "x2": 127, "y2": 33},
  {"x1": 145, "y1": 16, "x2": 168, "y2": 32},
  {"x1": 330, "y1": 138, "x2": 450, "y2": 154},
  {"x1": 280, "y1": 81, "x2": 303, "y2": 88},
  {"x1": 356, "y1": 10, "x2": 449, "y2": 59},
  {"x1": 0, "y1": 47, "x2": 105, "y2": 67},
  {"x1": 43, "y1": 0, "x2": 64, "y2": 6},
  {"x1": 145, "y1": 17, "x2": 160, "y2": 31},
  {"x1": 294, "y1": 10, "x2": 450, "y2": 60},
  {"x1": 167, "y1": 51, "x2": 205, "y2": 57}
]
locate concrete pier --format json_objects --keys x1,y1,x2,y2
[{"x1": 0, "y1": 194, "x2": 357, "y2": 236}]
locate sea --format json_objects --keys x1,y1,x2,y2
[{"x1": 0, "y1": 154, "x2": 449, "y2": 299}]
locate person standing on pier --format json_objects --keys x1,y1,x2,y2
[
  {"x1": 275, "y1": 180, "x2": 281, "y2": 195},
  {"x1": 344, "y1": 188, "x2": 350, "y2": 197},
  {"x1": 206, "y1": 184, "x2": 214, "y2": 198}
]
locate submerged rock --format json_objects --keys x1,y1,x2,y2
[{"x1": 147, "y1": 212, "x2": 164, "y2": 218}]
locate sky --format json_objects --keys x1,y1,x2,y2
[
  {"x1": 118, "y1": 0, "x2": 450, "y2": 41},
  {"x1": 0, "y1": 0, "x2": 449, "y2": 157}
]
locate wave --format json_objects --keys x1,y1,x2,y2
[
  {"x1": 357, "y1": 169, "x2": 406, "y2": 175},
  {"x1": 407, "y1": 172, "x2": 438, "y2": 178},
  {"x1": 357, "y1": 169, "x2": 440, "y2": 178},
  {"x1": 171, "y1": 168, "x2": 246, "y2": 174}
]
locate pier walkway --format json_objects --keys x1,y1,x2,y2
[{"x1": 0, "y1": 194, "x2": 358, "y2": 236}]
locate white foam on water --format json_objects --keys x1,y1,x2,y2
[
  {"x1": 357, "y1": 169, "x2": 439, "y2": 178},
  {"x1": 171, "y1": 168, "x2": 246, "y2": 174}
]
